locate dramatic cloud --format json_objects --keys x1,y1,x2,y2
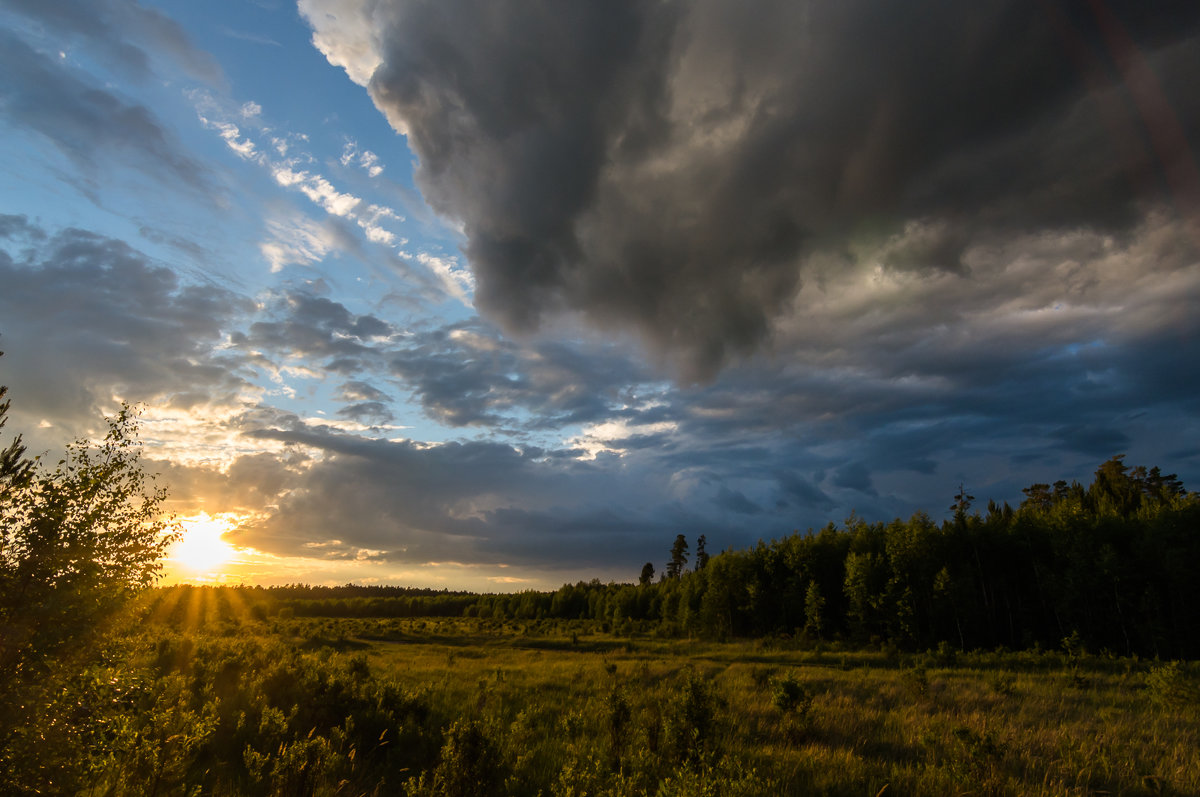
[
  {"x1": 388, "y1": 321, "x2": 646, "y2": 429},
  {"x1": 0, "y1": 216, "x2": 255, "y2": 437},
  {"x1": 2, "y1": 1, "x2": 1198, "y2": 589},
  {"x1": 303, "y1": 0, "x2": 1200, "y2": 377},
  {"x1": 221, "y1": 425, "x2": 728, "y2": 571}
]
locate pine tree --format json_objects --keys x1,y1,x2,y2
[
  {"x1": 639, "y1": 562, "x2": 655, "y2": 585},
  {"x1": 666, "y1": 534, "x2": 689, "y2": 579}
]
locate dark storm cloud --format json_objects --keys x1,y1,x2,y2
[
  {"x1": 777, "y1": 471, "x2": 837, "y2": 513},
  {"x1": 1053, "y1": 424, "x2": 1132, "y2": 458},
  {"x1": 833, "y1": 462, "x2": 877, "y2": 496},
  {"x1": 0, "y1": 31, "x2": 215, "y2": 197},
  {"x1": 224, "y1": 424, "x2": 745, "y2": 568},
  {"x1": 309, "y1": 0, "x2": 1200, "y2": 377},
  {"x1": 0, "y1": 218, "x2": 255, "y2": 432}
]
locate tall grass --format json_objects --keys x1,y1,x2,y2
[{"x1": 69, "y1": 605, "x2": 1200, "y2": 796}]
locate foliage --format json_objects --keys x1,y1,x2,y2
[
  {"x1": 0, "y1": 350, "x2": 32, "y2": 498},
  {"x1": 665, "y1": 534, "x2": 688, "y2": 580},
  {"x1": 639, "y1": 561, "x2": 655, "y2": 585},
  {"x1": 1145, "y1": 661, "x2": 1200, "y2": 709},
  {"x1": 0, "y1": 406, "x2": 177, "y2": 675},
  {"x1": 182, "y1": 456, "x2": 1200, "y2": 663},
  {"x1": 61, "y1": 609, "x2": 1200, "y2": 795},
  {"x1": 407, "y1": 720, "x2": 506, "y2": 797},
  {"x1": 770, "y1": 672, "x2": 812, "y2": 716},
  {"x1": 0, "y1": 395, "x2": 178, "y2": 794}
]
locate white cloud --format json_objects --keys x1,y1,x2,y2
[
  {"x1": 415, "y1": 252, "x2": 475, "y2": 305},
  {"x1": 193, "y1": 91, "x2": 407, "y2": 273},
  {"x1": 217, "y1": 121, "x2": 257, "y2": 159},
  {"x1": 341, "y1": 138, "x2": 385, "y2": 177},
  {"x1": 362, "y1": 224, "x2": 395, "y2": 245},
  {"x1": 568, "y1": 418, "x2": 679, "y2": 460},
  {"x1": 297, "y1": 0, "x2": 382, "y2": 88},
  {"x1": 259, "y1": 214, "x2": 336, "y2": 272},
  {"x1": 360, "y1": 150, "x2": 383, "y2": 177}
]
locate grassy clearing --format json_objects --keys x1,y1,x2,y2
[
  {"x1": 25, "y1": 598, "x2": 1192, "y2": 796},
  {"x1": 245, "y1": 615, "x2": 1198, "y2": 796}
]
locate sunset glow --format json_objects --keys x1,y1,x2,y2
[
  {"x1": 167, "y1": 514, "x2": 239, "y2": 580},
  {"x1": 0, "y1": 0, "x2": 1197, "y2": 591}
]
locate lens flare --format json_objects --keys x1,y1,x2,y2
[{"x1": 169, "y1": 513, "x2": 237, "y2": 576}]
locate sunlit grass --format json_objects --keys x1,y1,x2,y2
[{"x1": 97, "y1": 604, "x2": 1200, "y2": 795}]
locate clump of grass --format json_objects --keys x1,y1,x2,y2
[
  {"x1": 664, "y1": 668, "x2": 721, "y2": 764},
  {"x1": 407, "y1": 720, "x2": 506, "y2": 797},
  {"x1": 1146, "y1": 661, "x2": 1200, "y2": 708},
  {"x1": 770, "y1": 672, "x2": 812, "y2": 717},
  {"x1": 902, "y1": 664, "x2": 929, "y2": 699},
  {"x1": 932, "y1": 640, "x2": 958, "y2": 667},
  {"x1": 988, "y1": 672, "x2": 1016, "y2": 698},
  {"x1": 750, "y1": 665, "x2": 776, "y2": 690}
]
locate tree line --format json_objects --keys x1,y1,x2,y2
[
  {"x1": 221, "y1": 456, "x2": 1199, "y2": 659},
  {"x1": 474, "y1": 456, "x2": 1199, "y2": 658}
]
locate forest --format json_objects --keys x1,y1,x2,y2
[
  {"x1": 2, "y1": 369, "x2": 1200, "y2": 794},
  {"x1": 217, "y1": 456, "x2": 1200, "y2": 660}
]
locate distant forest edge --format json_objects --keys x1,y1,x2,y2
[{"x1": 174, "y1": 455, "x2": 1200, "y2": 660}]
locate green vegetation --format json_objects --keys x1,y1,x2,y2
[
  {"x1": 200, "y1": 458, "x2": 1200, "y2": 661},
  {"x1": 1, "y1": 346, "x2": 178, "y2": 793},
  {"x1": 2, "y1": 356, "x2": 1200, "y2": 794},
  {"x1": 19, "y1": 602, "x2": 1200, "y2": 796}
]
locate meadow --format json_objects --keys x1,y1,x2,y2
[
  {"x1": 43, "y1": 587, "x2": 1200, "y2": 797},
  {"x1": 3, "y1": 416, "x2": 1197, "y2": 795}
]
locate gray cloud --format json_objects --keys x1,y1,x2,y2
[
  {"x1": 306, "y1": 0, "x2": 1200, "y2": 378},
  {"x1": 231, "y1": 291, "x2": 398, "y2": 364},
  {"x1": 218, "y1": 424, "x2": 747, "y2": 569},
  {"x1": 388, "y1": 321, "x2": 646, "y2": 429},
  {"x1": 336, "y1": 401, "x2": 394, "y2": 425},
  {"x1": 0, "y1": 217, "x2": 255, "y2": 435},
  {"x1": 337, "y1": 380, "x2": 390, "y2": 403},
  {"x1": 0, "y1": 31, "x2": 215, "y2": 197}
]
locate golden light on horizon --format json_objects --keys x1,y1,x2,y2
[{"x1": 167, "y1": 512, "x2": 239, "y2": 579}]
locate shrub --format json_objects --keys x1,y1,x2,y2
[
  {"x1": 1146, "y1": 661, "x2": 1200, "y2": 708},
  {"x1": 770, "y1": 672, "x2": 812, "y2": 716},
  {"x1": 408, "y1": 720, "x2": 506, "y2": 797},
  {"x1": 664, "y1": 668, "x2": 720, "y2": 764}
]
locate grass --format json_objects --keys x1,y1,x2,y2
[
  {"x1": 272, "y1": 616, "x2": 1199, "y2": 795},
  {"x1": 67, "y1": 603, "x2": 1200, "y2": 796}
]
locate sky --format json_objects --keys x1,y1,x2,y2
[{"x1": 1, "y1": 0, "x2": 1198, "y2": 591}]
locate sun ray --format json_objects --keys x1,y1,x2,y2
[{"x1": 164, "y1": 512, "x2": 251, "y2": 585}]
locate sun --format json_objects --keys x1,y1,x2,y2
[{"x1": 169, "y1": 513, "x2": 237, "y2": 576}]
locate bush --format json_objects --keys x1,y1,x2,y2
[
  {"x1": 1147, "y1": 661, "x2": 1200, "y2": 708},
  {"x1": 664, "y1": 668, "x2": 720, "y2": 764},
  {"x1": 408, "y1": 720, "x2": 506, "y2": 797},
  {"x1": 0, "y1": 404, "x2": 178, "y2": 794},
  {"x1": 770, "y1": 672, "x2": 812, "y2": 716}
]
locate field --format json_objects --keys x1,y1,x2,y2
[{"x1": 56, "y1": 591, "x2": 1200, "y2": 797}]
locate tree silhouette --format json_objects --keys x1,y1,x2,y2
[
  {"x1": 0, "y1": 348, "x2": 32, "y2": 497},
  {"x1": 0, "y1": 383, "x2": 178, "y2": 792},
  {"x1": 665, "y1": 534, "x2": 689, "y2": 579},
  {"x1": 949, "y1": 483, "x2": 975, "y2": 516},
  {"x1": 639, "y1": 562, "x2": 655, "y2": 585}
]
